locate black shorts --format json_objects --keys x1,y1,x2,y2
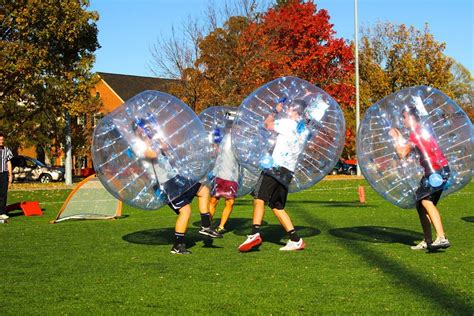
[
  {"x1": 415, "y1": 167, "x2": 449, "y2": 204},
  {"x1": 263, "y1": 166, "x2": 293, "y2": 189},
  {"x1": 251, "y1": 172, "x2": 289, "y2": 210},
  {"x1": 162, "y1": 175, "x2": 193, "y2": 201},
  {"x1": 166, "y1": 178, "x2": 201, "y2": 214}
]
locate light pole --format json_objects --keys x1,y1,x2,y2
[{"x1": 354, "y1": 0, "x2": 361, "y2": 176}]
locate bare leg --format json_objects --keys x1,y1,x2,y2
[
  {"x1": 196, "y1": 185, "x2": 210, "y2": 214},
  {"x1": 272, "y1": 208, "x2": 295, "y2": 232},
  {"x1": 175, "y1": 204, "x2": 191, "y2": 234},
  {"x1": 218, "y1": 198, "x2": 234, "y2": 228},
  {"x1": 416, "y1": 201, "x2": 433, "y2": 243},
  {"x1": 253, "y1": 198, "x2": 265, "y2": 225},
  {"x1": 209, "y1": 196, "x2": 219, "y2": 218},
  {"x1": 421, "y1": 199, "x2": 446, "y2": 239}
]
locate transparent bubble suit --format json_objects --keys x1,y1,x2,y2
[
  {"x1": 92, "y1": 91, "x2": 212, "y2": 210},
  {"x1": 357, "y1": 86, "x2": 473, "y2": 208},
  {"x1": 231, "y1": 76, "x2": 345, "y2": 192},
  {"x1": 198, "y1": 106, "x2": 258, "y2": 197}
]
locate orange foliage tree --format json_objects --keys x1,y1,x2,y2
[
  {"x1": 239, "y1": 0, "x2": 355, "y2": 155},
  {"x1": 194, "y1": 0, "x2": 355, "y2": 154}
]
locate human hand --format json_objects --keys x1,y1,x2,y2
[
  {"x1": 388, "y1": 128, "x2": 401, "y2": 139},
  {"x1": 275, "y1": 102, "x2": 283, "y2": 113}
]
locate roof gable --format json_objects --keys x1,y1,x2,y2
[{"x1": 97, "y1": 72, "x2": 177, "y2": 102}]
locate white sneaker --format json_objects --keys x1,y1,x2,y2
[
  {"x1": 428, "y1": 237, "x2": 451, "y2": 250},
  {"x1": 279, "y1": 238, "x2": 305, "y2": 251},
  {"x1": 0, "y1": 214, "x2": 9, "y2": 220},
  {"x1": 410, "y1": 240, "x2": 428, "y2": 250}
]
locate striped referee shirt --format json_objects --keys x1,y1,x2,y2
[{"x1": 0, "y1": 146, "x2": 13, "y2": 173}]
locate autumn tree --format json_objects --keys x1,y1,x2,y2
[
  {"x1": 150, "y1": 0, "x2": 266, "y2": 111},
  {"x1": 192, "y1": 0, "x2": 356, "y2": 155},
  {"x1": 448, "y1": 59, "x2": 474, "y2": 120},
  {"x1": 150, "y1": 0, "x2": 355, "y2": 154},
  {"x1": 238, "y1": 0, "x2": 354, "y2": 155},
  {"x1": 359, "y1": 22, "x2": 456, "y2": 111},
  {"x1": 358, "y1": 21, "x2": 474, "y2": 134},
  {"x1": 193, "y1": 16, "x2": 253, "y2": 111},
  {"x1": 0, "y1": 1, "x2": 100, "y2": 162}
]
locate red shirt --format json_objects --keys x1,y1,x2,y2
[{"x1": 409, "y1": 126, "x2": 448, "y2": 174}]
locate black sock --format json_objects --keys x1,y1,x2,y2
[
  {"x1": 174, "y1": 232, "x2": 185, "y2": 247},
  {"x1": 288, "y1": 229, "x2": 299, "y2": 242},
  {"x1": 251, "y1": 224, "x2": 261, "y2": 235},
  {"x1": 200, "y1": 212, "x2": 211, "y2": 228}
]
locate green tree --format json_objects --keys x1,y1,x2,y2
[{"x1": 0, "y1": 0, "x2": 100, "y2": 161}]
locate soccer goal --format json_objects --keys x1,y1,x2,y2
[{"x1": 52, "y1": 175, "x2": 122, "y2": 223}]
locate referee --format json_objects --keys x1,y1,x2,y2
[{"x1": 0, "y1": 133, "x2": 13, "y2": 220}]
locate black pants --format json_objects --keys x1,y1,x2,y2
[{"x1": 0, "y1": 172, "x2": 9, "y2": 214}]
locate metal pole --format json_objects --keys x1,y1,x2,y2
[
  {"x1": 354, "y1": 0, "x2": 361, "y2": 176},
  {"x1": 65, "y1": 111, "x2": 73, "y2": 185}
]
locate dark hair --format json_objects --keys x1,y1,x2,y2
[
  {"x1": 132, "y1": 117, "x2": 151, "y2": 132},
  {"x1": 0, "y1": 132, "x2": 4, "y2": 138},
  {"x1": 288, "y1": 99, "x2": 306, "y2": 116},
  {"x1": 402, "y1": 106, "x2": 420, "y2": 122}
]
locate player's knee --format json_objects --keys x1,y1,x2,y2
[
  {"x1": 421, "y1": 199, "x2": 434, "y2": 208},
  {"x1": 271, "y1": 206, "x2": 285, "y2": 214},
  {"x1": 177, "y1": 205, "x2": 192, "y2": 217}
]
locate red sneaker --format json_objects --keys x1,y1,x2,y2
[{"x1": 238, "y1": 233, "x2": 262, "y2": 252}]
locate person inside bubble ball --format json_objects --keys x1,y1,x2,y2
[
  {"x1": 132, "y1": 118, "x2": 222, "y2": 255},
  {"x1": 389, "y1": 107, "x2": 451, "y2": 251},
  {"x1": 208, "y1": 132, "x2": 240, "y2": 234},
  {"x1": 238, "y1": 99, "x2": 309, "y2": 252}
]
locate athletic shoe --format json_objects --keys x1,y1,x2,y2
[
  {"x1": 279, "y1": 238, "x2": 305, "y2": 251},
  {"x1": 170, "y1": 244, "x2": 192, "y2": 255},
  {"x1": 199, "y1": 226, "x2": 223, "y2": 238},
  {"x1": 428, "y1": 237, "x2": 451, "y2": 250},
  {"x1": 238, "y1": 233, "x2": 262, "y2": 252},
  {"x1": 215, "y1": 226, "x2": 227, "y2": 234},
  {"x1": 410, "y1": 240, "x2": 429, "y2": 250},
  {"x1": 0, "y1": 214, "x2": 9, "y2": 220}
]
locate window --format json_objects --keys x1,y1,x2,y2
[
  {"x1": 93, "y1": 113, "x2": 103, "y2": 127},
  {"x1": 77, "y1": 114, "x2": 86, "y2": 126}
]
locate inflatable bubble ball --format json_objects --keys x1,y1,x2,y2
[
  {"x1": 198, "y1": 106, "x2": 258, "y2": 197},
  {"x1": 231, "y1": 76, "x2": 346, "y2": 192},
  {"x1": 357, "y1": 85, "x2": 473, "y2": 208},
  {"x1": 92, "y1": 90, "x2": 212, "y2": 210}
]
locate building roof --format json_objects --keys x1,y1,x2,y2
[{"x1": 97, "y1": 72, "x2": 177, "y2": 102}]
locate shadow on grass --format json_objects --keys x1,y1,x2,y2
[
  {"x1": 461, "y1": 216, "x2": 474, "y2": 223},
  {"x1": 304, "y1": 214, "x2": 473, "y2": 314},
  {"x1": 286, "y1": 200, "x2": 371, "y2": 208},
  {"x1": 122, "y1": 227, "x2": 223, "y2": 250},
  {"x1": 329, "y1": 226, "x2": 422, "y2": 246},
  {"x1": 191, "y1": 218, "x2": 264, "y2": 232},
  {"x1": 191, "y1": 217, "x2": 321, "y2": 246},
  {"x1": 5, "y1": 210, "x2": 26, "y2": 218},
  {"x1": 233, "y1": 224, "x2": 320, "y2": 245}
]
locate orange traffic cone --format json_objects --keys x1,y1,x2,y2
[{"x1": 358, "y1": 186, "x2": 366, "y2": 203}]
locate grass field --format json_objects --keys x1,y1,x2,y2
[{"x1": 1, "y1": 178, "x2": 473, "y2": 315}]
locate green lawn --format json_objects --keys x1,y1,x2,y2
[{"x1": 1, "y1": 179, "x2": 473, "y2": 315}]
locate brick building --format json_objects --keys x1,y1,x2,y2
[
  {"x1": 19, "y1": 72, "x2": 177, "y2": 174},
  {"x1": 79, "y1": 72, "x2": 177, "y2": 171}
]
